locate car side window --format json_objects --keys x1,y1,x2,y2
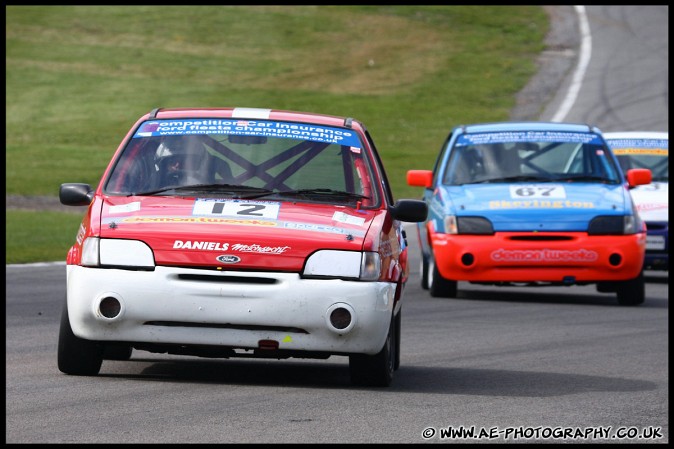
[
  {"x1": 364, "y1": 129, "x2": 393, "y2": 205},
  {"x1": 105, "y1": 139, "x2": 157, "y2": 194},
  {"x1": 434, "y1": 133, "x2": 453, "y2": 186}
]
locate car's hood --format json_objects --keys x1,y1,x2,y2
[
  {"x1": 442, "y1": 183, "x2": 629, "y2": 231},
  {"x1": 97, "y1": 196, "x2": 376, "y2": 269},
  {"x1": 630, "y1": 182, "x2": 669, "y2": 222}
]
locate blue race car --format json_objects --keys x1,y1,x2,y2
[
  {"x1": 604, "y1": 132, "x2": 668, "y2": 271},
  {"x1": 407, "y1": 122, "x2": 653, "y2": 305}
]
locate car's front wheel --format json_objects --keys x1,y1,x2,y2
[
  {"x1": 616, "y1": 270, "x2": 645, "y2": 306},
  {"x1": 103, "y1": 343, "x2": 133, "y2": 361},
  {"x1": 57, "y1": 298, "x2": 103, "y2": 375},
  {"x1": 428, "y1": 256, "x2": 458, "y2": 298},
  {"x1": 393, "y1": 310, "x2": 401, "y2": 371},
  {"x1": 349, "y1": 314, "x2": 396, "y2": 387}
]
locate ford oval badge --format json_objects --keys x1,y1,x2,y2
[{"x1": 216, "y1": 255, "x2": 241, "y2": 264}]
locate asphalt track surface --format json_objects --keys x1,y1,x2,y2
[{"x1": 6, "y1": 6, "x2": 668, "y2": 444}]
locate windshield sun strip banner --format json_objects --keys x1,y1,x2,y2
[
  {"x1": 456, "y1": 131, "x2": 604, "y2": 146},
  {"x1": 611, "y1": 148, "x2": 668, "y2": 156},
  {"x1": 133, "y1": 119, "x2": 362, "y2": 148},
  {"x1": 605, "y1": 138, "x2": 668, "y2": 151}
]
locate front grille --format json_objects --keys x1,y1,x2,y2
[
  {"x1": 646, "y1": 223, "x2": 667, "y2": 231},
  {"x1": 508, "y1": 235, "x2": 573, "y2": 241},
  {"x1": 177, "y1": 274, "x2": 277, "y2": 284},
  {"x1": 144, "y1": 321, "x2": 308, "y2": 334}
]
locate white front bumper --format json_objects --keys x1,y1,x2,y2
[{"x1": 66, "y1": 265, "x2": 395, "y2": 355}]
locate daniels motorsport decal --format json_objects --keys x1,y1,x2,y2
[{"x1": 173, "y1": 240, "x2": 290, "y2": 254}]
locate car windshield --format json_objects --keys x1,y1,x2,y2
[
  {"x1": 442, "y1": 131, "x2": 623, "y2": 185},
  {"x1": 104, "y1": 118, "x2": 379, "y2": 207},
  {"x1": 606, "y1": 137, "x2": 668, "y2": 182}
]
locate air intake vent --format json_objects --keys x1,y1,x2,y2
[
  {"x1": 177, "y1": 274, "x2": 277, "y2": 284},
  {"x1": 646, "y1": 223, "x2": 667, "y2": 231},
  {"x1": 144, "y1": 321, "x2": 307, "y2": 333},
  {"x1": 508, "y1": 235, "x2": 573, "y2": 241}
]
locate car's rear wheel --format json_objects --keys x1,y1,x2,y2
[
  {"x1": 428, "y1": 256, "x2": 458, "y2": 298},
  {"x1": 57, "y1": 298, "x2": 103, "y2": 375},
  {"x1": 349, "y1": 314, "x2": 396, "y2": 387},
  {"x1": 616, "y1": 270, "x2": 645, "y2": 306}
]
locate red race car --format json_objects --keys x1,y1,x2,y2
[{"x1": 58, "y1": 107, "x2": 427, "y2": 386}]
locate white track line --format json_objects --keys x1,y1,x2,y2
[{"x1": 551, "y1": 5, "x2": 592, "y2": 122}]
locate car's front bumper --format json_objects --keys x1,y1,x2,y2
[
  {"x1": 66, "y1": 265, "x2": 395, "y2": 355},
  {"x1": 644, "y1": 221, "x2": 668, "y2": 270},
  {"x1": 431, "y1": 231, "x2": 647, "y2": 282}
]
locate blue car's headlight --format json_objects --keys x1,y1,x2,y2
[
  {"x1": 443, "y1": 215, "x2": 459, "y2": 234},
  {"x1": 457, "y1": 216, "x2": 494, "y2": 235},
  {"x1": 588, "y1": 215, "x2": 639, "y2": 235},
  {"x1": 443, "y1": 215, "x2": 494, "y2": 235}
]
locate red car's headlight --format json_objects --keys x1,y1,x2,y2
[{"x1": 303, "y1": 250, "x2": 381, "y2": 281}]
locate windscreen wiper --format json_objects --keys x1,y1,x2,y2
[
  {"x1": 275, "y1": 188, "x2": 369, "y2": 199},
  {"x1": 471, "y1": 175, "x2": 553, "y2": 184},
  {"x1": 130, "y1": 183, "x2": 274, "y2": 197},
  {"x1": 552, "y1": 175, "x2": 615, "y2": 183},
  {"x1": 238, "y1": 188, "x2": 371, "y2": 201}
]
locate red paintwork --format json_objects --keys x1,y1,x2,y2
[
  {"x1": 66, "y1": 108, "x2": 407, "y2": 286},
  {"x1": 429, "y1": 227, "x2": 647, "y2": 282}
]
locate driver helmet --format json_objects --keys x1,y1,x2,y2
[{"x1": 154, "y1": 135, "x2": 207, "y2": 185}]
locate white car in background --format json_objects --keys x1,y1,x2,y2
[{"x1": 604, "y1": 132, "x2": 668, "y2": 271}]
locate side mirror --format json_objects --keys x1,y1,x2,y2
[
  {"x1": 59, "y1": 183, "x2": 93, "y2": 206},
  {"x1": 391, "y1": 199, "x2": 428, "y2": 222},
  {"x1": 626, "y1": 168, "x2": 652, "y2": 188},
  {"x1": 407, "y1": 170, "x2": 433, "y2": 188}
]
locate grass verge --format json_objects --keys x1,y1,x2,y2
[{"x1": 6, "y1": 5, "x2": 548, "y2": 263}]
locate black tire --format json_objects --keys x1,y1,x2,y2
[
  {"x1": 596, "y1": 281, "x2": 616, "y2": 293},
  {"x1": 393, "y1": 311, "x2": 401, "y2": 371},
  {"x1": 616, "y1": 270, "x2": 645, "y2": 306},
  {"x1": 102, "y1": 343, "x2": 133, "y2": 361},
  {"x1": 349, "y1": 314, "x2": 396, "y2": 387},
  {"x1": 428, "y1": 256, "x2": 458, "y2": 298},
  {"x1": 420, "y1": 254, "x2": 429, "y2": 290},
  {"x1": 57, "y1": 298, "x2": 103, "y2": 375}
]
